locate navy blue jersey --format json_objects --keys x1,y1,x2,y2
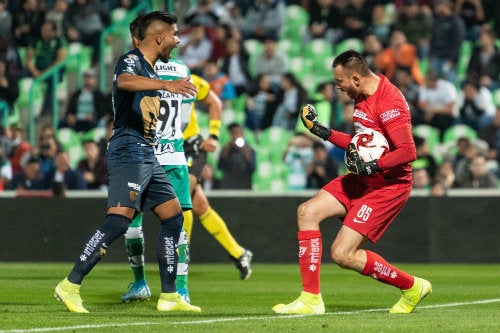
[{"x1": 109, "y1": 49, "x2": 161, "y2": 165}]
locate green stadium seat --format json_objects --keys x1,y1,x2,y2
[
  {"x1": 17, "y1": 78, "x2": 44, "y2": 116},
  {"x1": 56, "y1": 127, "x2": 84, "y2": 168},
  {"x1": 277, "y1": 38, "x2": 302, "y2": 57},
  {"x1": 65, "y1": 43, "x2": 92, "y2": 73},
  {"x1": 80, "y1": 127, "x2": 107, "y2": 143},
  {"x1": 244, "y1": 39, "x2": 264, "y2": 77},
  {"x1": 442, "y1": 124, "x2": 477, "y2": 144},
  {"x1": 282, "y1": 5, "x2": 309, "y2": 43},
  {"x1": 304, "y1": 39, "x2": 334, "y2": 73},
  {"x1": 286, "y1": 56, "x2": 313, "y2": 80},
  {"x1": 335, "y1": 38, "x2": 363, "y2": 55},
  {"x1": 413, "y1": 124, "x2": 441, "y2": 152}
]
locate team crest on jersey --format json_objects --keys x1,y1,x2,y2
[{"x1": 127, "y1": 54, "x2": 139, "y2": 61}]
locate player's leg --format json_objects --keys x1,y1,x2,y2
[
  {"x1": 336, "y1": 186, "x2": 431, "y2": 314},
  {"x1": 55, "y1": 208, "x2": 134, "y2": 313},
  {"x1": 191, "y1": 182, "x2": 253, "y2": 279},
  {"x1": 273, "y1": 189, "x2": 343, "y2": 315},
  {"x1": 121, "y1": 213, "x2": 151, "y2": 303},
  {"x1": 164, "y1": 165, "x2": 193, "y2": 303},
  {"x1": 152, "y1": 199, "x2": 200, "y2": 313},
  {"x1": 55, "y1": 162, "x2": 141, "y2": 313}
]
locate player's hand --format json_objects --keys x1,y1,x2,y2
[
  {"x1": 300, "y1": 104, "x2": 317, "y2": 129},
  {"x1": 200, "y1": 136, "x2": 217, "y2": 152},
  {"x1": 163, "y1": 77, "x2": 198, "y2": 97},
  {"x1": 300, "y1": 104, "x2": 330, "y2": 140},
  {"x1": 345, "y1": 143, "x2": 381, "y2": 176}
]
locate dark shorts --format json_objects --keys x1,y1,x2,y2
[
  {"x1": 323, "y1": 173, "x2": 411, "y2": 243},
  {"x1": 107, "y1": 159, "x2": 177, "y2": 211},
  {"x1": 184, "y1": 134, "x2": 207, "y2": 183}
]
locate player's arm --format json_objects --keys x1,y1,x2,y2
[
  {"x1": 346, "y1": 119, "x2": 416, "y2": 176},
  {"x1": 377, "y1": 124, "x2": 416, "y2": 169},
  {"x1": 199, "y1": 90, "x2": 222, "y2": 153},
  {"x1": 117, "y1": 74, "x2": 197, "y2": 97},
  {"x1": 300, "y1": 104, "x2": 351, "y2": 148}
]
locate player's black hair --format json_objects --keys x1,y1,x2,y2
[
  {"x1": 137, "y1": 11, "x2": 177, "y2": 41},
  {"x1": 129, "y1": 14, "x2": 145, "y2": 39},
  {"x1": 332, "y1": 50, "x2": 370, "y2": 76}
]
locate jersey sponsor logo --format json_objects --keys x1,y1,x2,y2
[
  {"x1": 163, "y1": 236, "x2": 176, "y2": 274},
  {"x1": 155, "y1": 63, "x2": 181, "y2": 74},
  {"x1": 374, "y1": 260, "x2": 398, "y2": 279},
  {"x1": 380, "y1": 109, "x2": 401, "y2": 123},
  {"x1": 353, "y1": 109, "x2": 374, "y2": 123},
  {"x1": 80, "y1": 230, "x2": 105, "y2": 261}
]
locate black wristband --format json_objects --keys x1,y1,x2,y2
[
  {"x1": 310, "y1": 122, "x2": 331, "y2": 141},
  {"x1": 209, "y1": 134, "x2": 219, "y2": 140}
]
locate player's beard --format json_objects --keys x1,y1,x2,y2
[{"x1": 159, "y1": 49, "x2": 171, "y2": 63}]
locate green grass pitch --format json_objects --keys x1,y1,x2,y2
[{"x1": 1, "y1": 262, "x2": 499, "y2": 333}]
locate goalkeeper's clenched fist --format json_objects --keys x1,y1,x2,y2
[{"x1": 300, "y1": 104, "x2": 331, "y2": 140}]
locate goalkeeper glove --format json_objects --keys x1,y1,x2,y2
[
  {"x1": 300, "y1": 104, "x2": 331, "y2": 141},
  {"x1": 345, "y1": 143, "x2": 381, "y2": 176}
]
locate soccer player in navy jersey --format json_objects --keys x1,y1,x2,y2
[
  {"x1": 54, "y1": 11, "x2": 200, "y2": 313},
  {"x1": 273, "y1": 50, "x2": 431, "y2": 315}
]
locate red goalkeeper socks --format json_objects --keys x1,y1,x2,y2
[
  {"x1": 298, "y1": 230, "x2": 322, "y2": 294},
  {"x1": 362, "y1": 250, "x2": 414, "y2": 290}
]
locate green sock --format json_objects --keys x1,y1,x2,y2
[
  {"x1": 175, "y1": 228, "x2": 189, "y2": 291},
  {"x1": 125, "y1": 214, "x2": 146, "y2": 282}
]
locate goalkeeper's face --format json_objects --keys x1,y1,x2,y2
[{"x1": 333, "y1": 66, "x2": 359, "y2": 100}]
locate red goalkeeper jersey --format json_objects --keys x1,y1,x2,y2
[{"x1": 328, "y1": 75, "x2": 416, "y2": 187}]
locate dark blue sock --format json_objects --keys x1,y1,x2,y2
[
  {"x1": 157, "y1": 212, "x2": 183, "y2": 293},
  {"x1": 68, "y1": 214, "x2": 131, "y2": 284}
]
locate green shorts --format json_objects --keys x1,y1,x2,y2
[{"x1": 163, "y1": 164, "x2": 192, "y2": 210}]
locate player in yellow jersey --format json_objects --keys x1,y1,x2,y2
[{"x1": 183, "y1": 74, "x2": 253, "y2": 279}]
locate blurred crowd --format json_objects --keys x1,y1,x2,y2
[{"x1": 1, "y1": 0, "x2": 500, "y2": 194}]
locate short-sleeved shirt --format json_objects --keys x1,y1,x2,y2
[
  {"x1": 108, "y1": 49, "x2": 160, "y2": 165},
  {"x1": 29, "y1": 36, "x2": 67, "y2": 70},
  {"x1": 154, "y1": 58, "x2": 195, "y2": 210},
  {"x1": 107, "y1": 49, "x2": 176, "y2": 211}
]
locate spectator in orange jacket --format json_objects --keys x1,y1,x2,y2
[{"x1": 375, "y1": 29, "x2": 424, "y2": 85}]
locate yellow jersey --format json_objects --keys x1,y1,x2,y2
[{"x1": 183, "y1": 74, "x2": 211, "y2": 140}]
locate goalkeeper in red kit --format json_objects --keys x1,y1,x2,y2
[{"x1": 273, "y1": 50, "x2": 432, "y2": 315}]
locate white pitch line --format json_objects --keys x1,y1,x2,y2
[{"x1": 2, "y1": 298, "x2": 500, "y2": 333}]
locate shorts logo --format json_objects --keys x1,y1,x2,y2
[
  {"x1": 128, "y1": 182, "x2": 141, "y2": 191},
  {"x1": 129, "y1": 191, "x2": 138, "y2": 201},
  {"x1": 353, "y1": 218, "x2": 365, "y2": 224}
]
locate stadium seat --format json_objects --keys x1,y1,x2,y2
[
  {"x1": 304, "y1": 39, "x2": 334, "y2": 74},
  {"x1": 277, "y1": 38, "x2": 302, "y2": 58},
  {"x1": 413, "y1": 124, "x2": 441, "y2": 152},
  {"x1": 282, "y1": 5, "x2": 309, "y2": 43},
  {"x1": 17, "y1": 78, "x2": 44, "y2": 116},
  {"x1": 442, "y1": 124, "x2": 477, "y2": 144},
  {"x1": 56, "y1": 127, "x2": 84, "y2": 168},
  {"x1": 65, "y1": 43, "x2": 92, "y2": 73},
  {"x1": 335, "y1": 38, "x2": 363, "y2": 55},
  {"x1": 80, "y1": 127, "x2": 107, "y2": 143},
  {"x1": 286, "y1": 56, "x2": 313, "y2": 80},
  {"x1": 244, "y1": 39, "x2": 264, "y2": 77},
  {"x1": 222, "y1": 107, "x2": 246, "y2": 126}
]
